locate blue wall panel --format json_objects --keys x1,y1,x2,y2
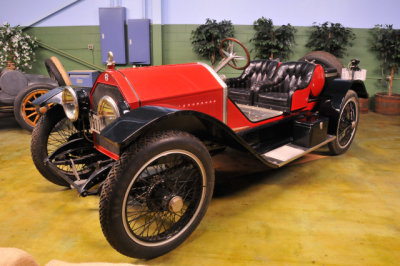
[
  {"x1": 128, "y1": 19, "x2": 151, "y2": 65},
  {"x1": 99, "y1": 7, "x2": 126, "y2": 64}
]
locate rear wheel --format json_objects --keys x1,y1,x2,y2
[
  {"x1": 99, "y1": 130, "x2": 214, "y2": 259},
  {"x1": 328, "y1": 90, "x2": 359, "y2": 155}
]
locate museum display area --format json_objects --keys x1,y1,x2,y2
[{"x1": 0, "y1": 0, "x2": 399, "y2": 265}]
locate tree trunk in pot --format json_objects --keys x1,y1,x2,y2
[
  {"x1": 388, "y1": 66, "x2": 394, "y2": 97},
  {"x1": 6, "y1": 61, "x2": 16, "y2": 70}
]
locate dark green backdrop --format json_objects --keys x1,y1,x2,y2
[{"x1": 25, "y1": 25, "x2": 399, "y2": 102}]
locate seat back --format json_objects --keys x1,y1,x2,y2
[
  {"x1": 227, "y1": 60, "x2": 279, "y2": 89},
  {"x1": 255, "y1": 62, "x2": 323, "y2": 112},
  {"x1": 260, "y1": 61, "x2": 316, "y2": 94}
]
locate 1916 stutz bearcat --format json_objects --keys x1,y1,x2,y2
[{"x1": 30, "y1": 38, "x2": 367, "y2": 259}]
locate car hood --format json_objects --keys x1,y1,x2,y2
[{"x1": 116, "y1": 63, "x2": 226, "y2": 105}]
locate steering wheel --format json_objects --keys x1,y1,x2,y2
[{"x1": 217, "y1": 38, "x2": 250, "y2": 72}]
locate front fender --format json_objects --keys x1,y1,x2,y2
[
  {"x1": 99, "y1": 106, "x2": 180, "y2": 149},
  {"x1": 99, "y1": 105, "x2": 240, "y2": 151},
  {"x1": 32, "y1": 87, "x2": 63, "y2": 106},
  {"x1": 32, "y1": 86, "x2": 92, "y2": 107},
  {"x1": 96, "y1": 105, "x2": 276, "y2": 167}
]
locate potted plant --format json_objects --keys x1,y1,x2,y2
[
  {"x1": 0, "y1": 22, "x2": 38, "y2": 71},
  {"x1": 191, "y1": 19, "x2": 234, "y2": 67},
  {"x1": 250, "y1": 17, "x2": 296, "y2": 61},
  {"x1": 305, "y1": 21, "x2": 355, "y2": 58},
  {"x1": 302, "y1": 22, "x2": 373, "y2": 111},
  {"x1": 370, "y1": 24, "x2": 400, "y2": 115}
]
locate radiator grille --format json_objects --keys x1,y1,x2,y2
[{"x1": 91, "y1": 83, "x2": 125, "y2": 113}]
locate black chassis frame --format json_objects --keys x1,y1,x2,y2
[{"x1": 33, "y1": 78, "x2": 367, "y2": 196}]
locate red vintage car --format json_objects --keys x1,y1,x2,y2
[{"x1": 30, "y1": 38, "x2": 367, "y2": 259}]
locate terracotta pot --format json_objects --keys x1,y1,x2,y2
[
  {"x1": 6, "y1": 61, "x2": 16, "y2": 70},
  {"x1": 375, "y1": 92, "x2": 400, "y2": 115},
  {"x1": 359, "y1": 97, "x2": 369, "y2": 114}
]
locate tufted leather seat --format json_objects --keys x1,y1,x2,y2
[
  {"x1": 226, "y1": 60, "x2": 279, "y2": 105},
  {"x1": 254, "y1": 62, "x2": 317, "y2": 112}
]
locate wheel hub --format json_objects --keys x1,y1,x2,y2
[
  {"x1": 168, "y1": 196, "x2": 183, "y2": 213},
  {"x1": 146, "y1": 181, "x2": 182, "y2": 212}
]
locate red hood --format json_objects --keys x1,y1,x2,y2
[{"x1": 117, "y1": 63, "x2": 225, "y2": 105}]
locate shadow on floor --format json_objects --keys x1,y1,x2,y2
[
  {"x1": 212, "y1": 145, "x2": 331, "y2": 198},
  {"x1": 0, "y1": 115, "x2": 20, "y2": 130}
]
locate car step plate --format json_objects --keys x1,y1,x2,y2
[{"x1": 262, "y1": 135, "x2": 336, "y2": 167}]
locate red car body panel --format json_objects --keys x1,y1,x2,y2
[
  {"x1": 94, "y1": 63, "x2": 225, "y2": 122},
  {"x1": 90, "y1": 62, "x2": 327, "y2": 157},
  {"x1": 95, "y1": 142, "x2": 119, "y2": 160},
  {"x1": 93, "y1": 70, "x2": 140, "y2": 109},
  {"x1": 309, "y1": 65, "x2": 325, "y2": 97},
  {"x1": 290, "y1": 64, "x2": 325, "y2": 111}
]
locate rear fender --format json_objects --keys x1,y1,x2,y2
[{"x1": 318, "y1": 79, "x2": 367, "y2": 134}]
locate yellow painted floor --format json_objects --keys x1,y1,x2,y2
[{"x1": 0, "y1": 112, "x2": 399, "y2": 265}]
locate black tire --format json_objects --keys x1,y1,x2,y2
[
  {"x1": 328, "y1": 90, "x2": 359, "y2": 155},
  {"x1": 13, "y1": 84, "x2": 56, "y2": 131},
  {"x1": 44, "y1": 57, "x2": 71, "y2": 86},
  {"x1": 99, "y1": 130, "x2": 214, "y2": 259},
  {"x1": 299, "y1": 51, "x2": 343, "y2": 77},
  {"x1": 31, "y1": 105, "x2": 87, "y2": 186}
]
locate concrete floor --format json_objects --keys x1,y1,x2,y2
[{"x1": 0, "y1": 112, "x2": 399, "y2": 265}]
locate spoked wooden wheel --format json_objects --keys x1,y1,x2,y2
[
  {"x1": 14, "y1": 84, "x2": 56, "y2": 131},
  {"x1": 22, "y1": 89, "x2": 48, "y2": 126}
]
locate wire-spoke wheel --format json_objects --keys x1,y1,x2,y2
[
  {"x1": 31, "y1": 105, "x2": 94, "y2": 186},
  {"x1": 14, "y1": 84, "x2": 56, "y2": 131},
  {"x1": 100, "y1": 131, "x2": 214, "y2": 259},
  {"x1": 328, "y1": 90, "x2": 359, "y2": 155},
  {"x1": 46, "y1": 114, "x2": 94, "y2": 177},
  {"x1": 124, "y1": 150, "x2": 205, "y2": 244}
]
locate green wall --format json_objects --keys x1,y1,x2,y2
[
  {"x1": 25, "y1": 26, "x2": 104, "y2": 73},
  {"x1": 24, "y1": 25, "x2": 399, "y2": 102}
]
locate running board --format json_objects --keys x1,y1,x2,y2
[{"x1": 261, "y1": 135, "x2": 336, "y2": 168}]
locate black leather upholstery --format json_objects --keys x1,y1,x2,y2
[
  {"x1": 254, "y1": 62, "x2": 316, "y2": 112},
  {"x1": 226, "y1": 60, "x2": 279, "y2": 105}
]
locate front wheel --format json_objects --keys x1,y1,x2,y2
[
  {"x1": 328, "y1": 90, "x2": 359, "y2": 155},
  {"x1": 31, "y1": 105, "x2": 94, "y2": 186},
  {"x1": 99, "y1": 131, "x2": 214, "y2": 259}
]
